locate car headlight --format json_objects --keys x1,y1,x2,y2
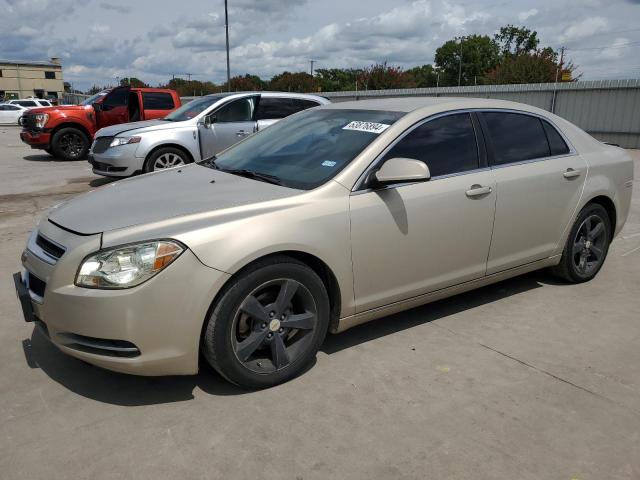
[
  {"x1": 75, "y1": 240, "x2": 184, "y2": 289},
  {"x1": 33, "y1": 113, "x2": 49, "y2": 129},
  {"x1": 109, "y1": 136, "x2": 141, "y2": 148}
]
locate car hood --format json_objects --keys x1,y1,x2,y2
[
  {"x1": 28, "y1": 105, "x2": 90, "y2": 115},
  {"x1": 96, "y1": 119, "x2": 180, "y2": 137},
  {"x1": 48, "y1": 165, "x2": 301, "y2": 235}
]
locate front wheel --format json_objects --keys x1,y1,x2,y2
[
  {"x1": 202, "y1": 256, "x2": 330, "y2": 389},
  {"x1": 144, "y1": 147, "x2": 190, "y2": 173},
  {"x1": 551, "y1": 203, "x2": 611, "y2": 283},
  {"x1": 50, "y1": 127, "x2": 89, "y2": 160}
]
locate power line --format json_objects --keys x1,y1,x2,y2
[{"x1": 567, "y1": 40, "x2": 640, "y2": 52}]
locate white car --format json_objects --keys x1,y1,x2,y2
[
  {"x1": 0, "y1": 103, "x2": 28, "y2": 125},
  {"x1": 7, "y1": 98, "x2": 53, "y2": 109}
]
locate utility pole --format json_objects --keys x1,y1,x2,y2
[
  {"x1": 309, "y1": 59, "x2": 316, "y2": 77},
  {"x1": 458, "y1": 37, "x2": 463, "y2": 87},
  {"x1": 551, "y1": 46, "x2": 565, "y2": 113},
  {"x1": 224, "y1": 0, "x2": 231, "y2": 92}
]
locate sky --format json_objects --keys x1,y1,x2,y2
[{"x1": 1, "y1": 0, "x2": 640, "y2": 91}]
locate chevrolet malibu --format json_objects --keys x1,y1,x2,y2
[{"x1": 14, "y1": 98, "x2": 634, "y2": 388}]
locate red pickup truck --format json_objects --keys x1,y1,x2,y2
[{"x1": 20, "y1": 86, "x2": 181, "y2": 161}]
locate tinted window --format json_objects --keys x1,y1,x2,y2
[
  {"x1": 482, "y1": 112, "x2": 550, "y2": 165},
  {"x1": 542, "y1": 120, "x2": 570, "y2": 156},
  {"x1": 209, "y1": 109, "x2": 404, "y2": 190},
  {"x1": 45, "y1": 71, "x2": 56, "y2": 79},
  {"x1": 164, "y1": 94, "x2": 229, "y2": 121},
  {"x1": 255, "y1": 97, "x2": 319, "y2": 120},
  {"x1": 382, "y1": 113, "x2": 479, "y2": 177},
  {"x1": 215, "y1": 98, "x2": 253, "y2": 122},
  {"x1": 15, "y1": 101, "x2": 37, "y2": 107},
  {"x1": 142, "y1": 92, "x2": 175, "y2": 110},
  {"x1": 294, "y1": 99, "x2": 320, "y2": 111},
  {"x1": 103, "y1": 88, "x2": 129, "y2": 108},
  {"x1": 7, "y1": 105, "x2": 20, "y2": 110}
]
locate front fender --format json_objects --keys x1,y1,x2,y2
[{"x1": 134, "y1": 127, "x2": 200, "y2": 161}]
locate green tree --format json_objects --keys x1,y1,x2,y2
[
  {"x1": 268, "y1": 72, "x2": 315, "y2": 92},
  {"x1": 434, "y1": 35, "x2": 499, "y2": 86},
  {"x1": 405, "y1": 64, "x2": 439, "y2": 88},
  {"x1": 119, "y1": 77, "x2": 149, "y2": 88},
  {"x1": 494, "y1": 25, "x2": 539, "y2": 57},
  {"x1": 229, "y1": 74, "x2": 267, "y2": 91},
  {"x1": 315, "y1": 68, "x2": 363, "y2": 91}
]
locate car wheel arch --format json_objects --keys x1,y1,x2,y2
[
  {"x1": 145, "y1": 143, "x2": 195, "y2": 165},
  {"x1": 51, "y1": 122, "x2": 91, "y2": 141},
  {"x1": 585, "y1": 195, "x2": 617, "y2": 233},
  {"x1": 199, "y1": 250, "x2": 343, "y2": 348}
]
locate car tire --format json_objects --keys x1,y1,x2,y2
[
  {"x1": 144, "y1": 147, "x2": 191, "y2": 173},
  {"x1": 50, "y1": 127, "x2": 90, "y2": 160},
  {"x1": 202, "y1": 255, "x2": 330, "y2": 389},
  {"x1": 550, "y1": 203, "x2": 611, "y2": 283},
  {"x1": 44, "y1": 148, "x2": 54, "y2": 156}
]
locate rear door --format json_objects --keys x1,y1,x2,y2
[
  {"x1": 479, "y1": 111, "x2": 587, "y2": 273},
  {"x1": 198, "y1": 96, "x2": 258, "y2": 159},
  {"x1": 141, "y1": 91, "x2": 176, "y2": 120},
  {"x1": 96, "y1": 87, "x2": 130, "y2": 129}
]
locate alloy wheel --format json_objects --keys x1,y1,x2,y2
[
  {"x1": 153, "y1": 152, "x2": 185, "y2": 170},
  {"x1": 231, "y1": 279, "x2": 318, "y2": 374},
  {"x1": 58, "y1": 132, "x2": 84, "y2": 158},
  {"x1": 572, "y1": 214, "x2": 607, "y2": 276}
]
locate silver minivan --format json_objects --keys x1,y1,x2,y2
[{"x1": 89, "y1": 92, "x2": 330, "y2": 177}]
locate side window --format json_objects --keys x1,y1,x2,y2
[
  {"x1": 7, "y1": 105, "x2": 20, "y2": 110},
  {"x1": 142, "y1": 92, "x2": 175, "y2": 110},
  {"x1": 542, "y1": 120, "x2": 570, "y2": 156},
  {"x1": 215, "y1": 98, "x2": 253, "y2": 122},
  {"x1": 103, "y1": 89, "x2": 129, "y2": 109},
  {"x1": 293, "y1": 99, "x2": 320, "y2": 112},
  {"x1": 17, "y1": 101, "x2": 37, "y2": 107},
  {"x1": 382, "y1": 113, "x2": 479, "y2": 177},
  {"x1": 255, "y1": 98, "x2": 294, "y2": 120},
  {"x1": 482, "y1": 112, "x2": 550, "y2": 165}
]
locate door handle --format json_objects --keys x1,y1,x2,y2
[
  {"x1": 465, "y1": 185, "x2": 492, "y2": 198},
  {"x1": 563, "y1": 168, "x2": 581, "y2": 179},
  {"x1": 236, "y1": 130, "x2": 250, "y2": 137}
]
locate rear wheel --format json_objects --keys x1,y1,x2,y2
[
  {"x1": 144, "y1": 147, "x2": 190, "y2": 173},
  {"x1": 202, "y1": 256, "x2": 330, "y2": 389},
  {"x1": 551, "y1": 203, "x2": 611, "y2": 283},
  {"x1": 50, "y1": 127, "x2": 89, "y2": 160}
]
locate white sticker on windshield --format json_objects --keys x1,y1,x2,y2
[
  {"x1": 343, "y1": 121, "x2": 391, "y2": 134},
  {"x1": 322, "y1": 160, "x2": 337, "y2": 167}
]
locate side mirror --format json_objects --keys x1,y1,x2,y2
[
  {"x1": 372, "y1": 157, "x2": 430, "y2": 186},
  {"x1": 203, "y1": 114, "x2": 216, "y2": 129}
]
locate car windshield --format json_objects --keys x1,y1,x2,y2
[
  {"x1": 81, "y1": 91, "x2": 109, "y2": 105},
  {"x1": 164, "y1": 95, "x2": 230, "y2": 121},
  {"x1": 202, "y1": 108, "x2": 404, "y2": 190}
]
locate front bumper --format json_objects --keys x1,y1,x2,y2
[
  {"x1": 15, "y1": 220, "x2": 230, "y2": 376},
  {"x1": 20, "y1": 130, "x2": 51, "y2": 149},
  {"x1": 89, "y1": 142, "x2": 144, "y2": 177}
]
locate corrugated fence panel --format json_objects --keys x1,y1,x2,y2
[{"x1": 322, "y1": 80, "x2": 640, "y2": 148}]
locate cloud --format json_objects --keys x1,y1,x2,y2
[
  {"x1": 559, "y1": 16, "x2": 608, "y2": 42},
  {"x1": 99, "y1": 2, "x2": 132, "y2": 13},
  {"x1": 518, "y1": 9, "x2": 538, "y2": 22}
]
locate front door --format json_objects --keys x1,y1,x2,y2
[
  {"x1": 479, "y1": 111, "x2": 588, "y2": 274},
  {"x1": 198, "y1": 96, "x2": 258, "y2": 159},
  {"x1": 96, "y1": 87, "x2": 130, "y2": 129},
  {"x1": 350, "y1": 113, "x2": 497, "y2": 313}
]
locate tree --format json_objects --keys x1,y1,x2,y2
[
  {"x1": 315, "y1": 68, "x2": 363, "y2": 92},
  {"x1": 268, "y1": 72, "x2": 315, "y2": 92},
  {"x1": 434, "y1": 35, "x2": 499, "y2": 86},
  {"x1": 494, "y1": 25, "x2": 539, "y2": 57},
  {"x1": 406, "y1": 64, "x2": 439, "y2": 88},
  {"x1": 120, "y1": 77, "x2": 149, "y2": 88},
  {"x1": 229, "y1": 74, "x2": 266, "y2": 91},
  {"x1": 357, "y1": 62, "x2": 416, "y2": 90}
]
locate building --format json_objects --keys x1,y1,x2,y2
[{"x1": 0, "y1": 58, "x2": 64, "y2": 102}]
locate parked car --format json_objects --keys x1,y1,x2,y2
[
  {"x1": 14, "y1": 98, "x2": 633, "y2": 388},
  {"x1": 19, "y1": 87, "x2": 181, "y2": 161},
  {"x1": 0, "y1": 103, "x2": 28, "y2": 125},
  {"x1": 8, "y1": 98, "x2": 53, "y2": 108},
  {"x1": 89, "y1": 92, "x2": 329, "y2": 177}
]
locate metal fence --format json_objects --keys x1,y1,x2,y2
[
  {"x1": 62, "y1": 93, "x2": 90, "y2": 105},
  {"x1": 323, "y1": 79, "x2": 640, "y2": 148}
]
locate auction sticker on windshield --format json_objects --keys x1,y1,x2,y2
[{"x1": 343, "y1": 121, "x2": 391, "y2": 134}]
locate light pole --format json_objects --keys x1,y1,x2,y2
[
  {"x1": 458, "y1": 37, "x2": 463, "y2": 87},
  {"x1": 225, "y1": 0, "x2": 231, "y2": 92}
]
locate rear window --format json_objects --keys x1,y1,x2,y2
[
  {"x1": 14, "y1": 100, "x2": 37, "y2": 107},
  {"x1": 542, "y1": 120, "x2": 570, "y2": 156},
  {"x1": 255, "y1": 97, "x2": 319, "y2": 120},
  {"x1": 142, "y1": 92, "x2": 175, "y2": 110},
  {"x1": 482, "y1": 112, "x2": 550, "y2": 165}
]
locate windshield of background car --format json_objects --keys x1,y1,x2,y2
[
  {"x1": 164, "y1": 95, "x2": 229, "y2": 121},
  {"x1": 205, "y1": 109, "x2": 404, "y2": 190},
  {"x1": 81, "y1": 91, "x2": 108, "y2": 105}
]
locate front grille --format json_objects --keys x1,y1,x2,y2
[
  {"x1": 27, "y1": 272, "x2": 46, "y2": 298},
  {"x1": 92, "y1": 136, "x2": 114, "y2": 154},
  {"x1": 56, "y1": 332, "x2": 140, "y2": 358},
  {"x1": 20, "y1": 114, "x2": 39, "y2": 130},
  {"x1": 36, "y1": 234, "x2": 65, "y2": 260}
]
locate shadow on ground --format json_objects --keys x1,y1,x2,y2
[
  {"x1": 23, "y1": 154, "x2": 85, "y2": 163},
  {"x1": 23, "y1": 270, "x2": 564, "y2": 406}
]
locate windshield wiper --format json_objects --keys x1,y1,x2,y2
[{"x1": 221, "y1": 168, "x2": 282, "y2": 186}]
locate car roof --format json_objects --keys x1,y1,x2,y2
[{"x1": 202, "y1": 91, "x2": 329, "y2": 103}]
